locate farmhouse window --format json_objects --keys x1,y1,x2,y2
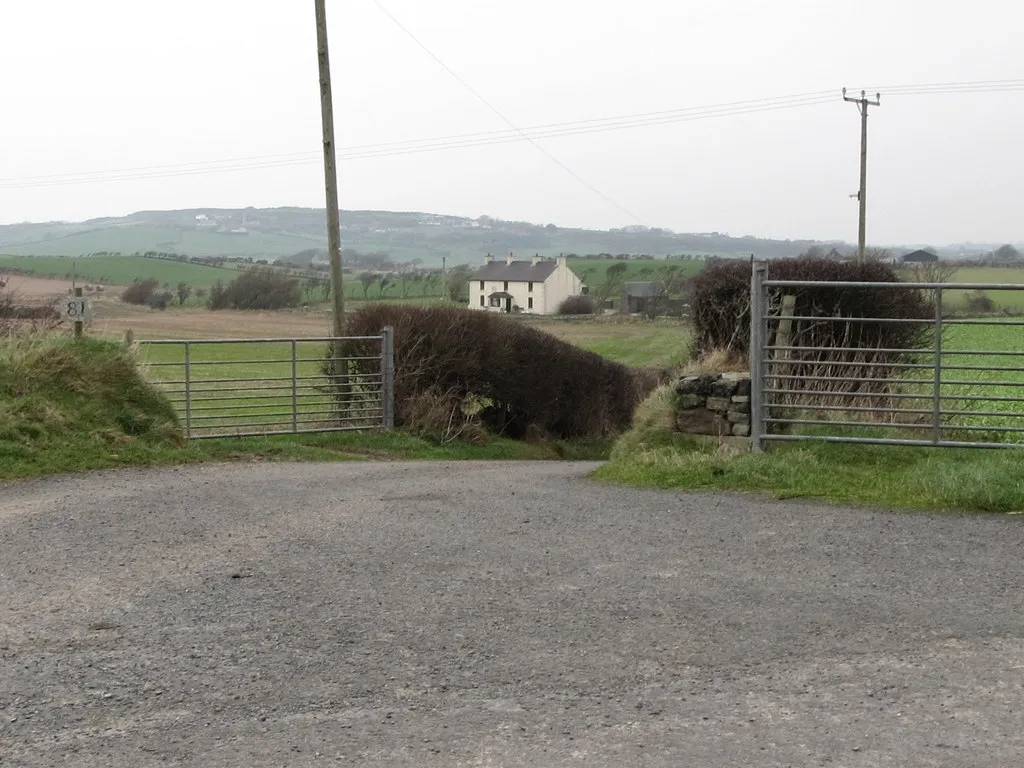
[
  {"x1": 480, "y1": 296, "x2": 485, "y2": 306},
  {"x1": 528, "y1": 282, "x2": 534, "y2": 292},
  {"x1": 503, "y1": 281, "x2": 509, "y2": 291},
  {"x1": 528, "y1": 297, "x2": 534, "y2": 309},
  {"x1": 480, "y1": 281, "x2": 484, "y2": 290},
  {"x1": 490, "y1": 296, "x2": 502, "y2": 308}
]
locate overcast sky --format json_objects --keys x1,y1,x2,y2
[{"x1": 1, "y1": 0, "x2": 1022, "y2": 245}]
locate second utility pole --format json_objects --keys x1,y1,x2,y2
[
  {"x1": 315, "y1": 0, "x2": 345, "y2": 336},
  {"x1": 843, "y1": 88, "x2": 881, "y2": 263}
]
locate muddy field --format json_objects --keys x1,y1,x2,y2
[
  {"x1": 0, "y1": 276, "x2": 83, "y2": 300},
  {"x1": 93, "y1": 306, "x2": 335, "y2": 339}
]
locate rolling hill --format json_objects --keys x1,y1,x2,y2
[{"x1": 0, "y1": 207, "x2": 839, "y2": 266}]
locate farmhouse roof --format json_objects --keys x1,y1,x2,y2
[
  {"x1": 474, "y1": 260, "x2": 558, "y2": 282},
  {"x1": 901, "y1": 249, "x2": 939, "y2": 263}
]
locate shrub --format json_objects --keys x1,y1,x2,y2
[
  {"x1": 121, "y1": 279, "x2": 159, "y2": 306},
  {"x1": 558, "y1": 295, "x2": 597, "y2": 315},
  {"x1": 691, "y1": 257, "x2": 932, "y2": 359},
  {"x1": 145, "y1": 291, "x2": 173, "y2": 311},
  {"x1": 208, "y1": 280, "x2": 227, "y2": 310},
  {"x1": 327, "y1": 306, "x2": 654, "y2": 439},
  {"x1": 208, "y1": 267, "x2": 301, "y2": 311},
  {"x1": 964, "y1": 290, "x2": 996, "y2": 315},
  {"x1": 0, "y1": 288, "x2": 61, "y2": 335}
]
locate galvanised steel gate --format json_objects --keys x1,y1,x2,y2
[
  {"x1": 750, "y1": 264, "x2": 1024, "y2": 451},
  {"x1": 139, "y1": 330, "x2": 394, "y2": 439}
]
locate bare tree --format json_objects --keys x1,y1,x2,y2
[
  {"x1": 596, "y1": 262, "x2": 629, "y2": 306},
  {"x1": 175, "y1": 282, "x2": 192, "y2": 306},
  {"x1": 358, "y1": 271, "x2": 375, "y2": 299},
  {"x1": 902, "y1": 259, "x2": 958, "y2": 306},
  {"x1": 445, "y1": 267, "x2": 472, "y2": 302},
  {"x1": 421, "y1": 271, "x2": 441, "y2": 297}
]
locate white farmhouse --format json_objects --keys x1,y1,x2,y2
[{"x1": 470, "y1": 254, "x2": 584, "y2": 315}]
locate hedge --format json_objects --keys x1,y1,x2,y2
[
  {"x1": 328, "y1": 306, "x2": 654, "y2": 438},
  {"x1": 691, "y1": 258, "x2": 932, "y2": 359}
]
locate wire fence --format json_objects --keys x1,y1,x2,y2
[
  {"x1": 750, "y1": 268, "x2": 1024, "y2": 450},
  {"x1": 138, "y1": 331, "x2": 394, "y2": 440}
]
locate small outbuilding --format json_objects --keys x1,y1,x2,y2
[{"x1": 901, "y1": 249, "x2": 939, "y2": 264}]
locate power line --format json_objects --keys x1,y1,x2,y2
[
  {"x1": 0, "y1": 78, "x2": 1021, "y2": 190},
  {"x1": 859, "y1": 78, "x2": 1024, "y2": 94},
  {"x1": 367, "y1": 0, "x2": 644, "y2": 222},
  {"x1": 0, "y1": 93, "x2": 842, "y2": 189},
  {"x1": 0, "y1": 91, "x2": 838, "y2": 187}
]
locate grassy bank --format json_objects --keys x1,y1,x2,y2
[
  {"x1": 595, "y1": 439, "x2": 1024, "y2": 513},
  {"x1": 596, "y1": 388, "x2": 1024, "y2": 513},
  {"x1": 0, "y1": 335, "x2": 182, "y2": 478}
]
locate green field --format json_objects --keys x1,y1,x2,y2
[
  {"x1": 0, "y1": 254, "x2": 239, "y2": 288},
  {"x1": 568, "y1": 258, "x2": 704, "y2": 287},
  {"x1": 0, "y1": 227, "x2": 325, "y2": 260},
  {"x1": 940, "y1": 321, "x2": 1024, "y2": 439},
  {"x1": 530, "y1": 318, "x2": 688, "y2": 369},
  {"x1": 759, "y1": 322, "x2": 1024, "y2": 444},
  {"x1": 136, "y1": 340, "x2": 357, "y2": 438},
  {"x1": 909, "y1": 267, "x2": 1024, "y2": 311}
]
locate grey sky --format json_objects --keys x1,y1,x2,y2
[{"x1": 1, "y1": 0, "x2": 1021, "y2": 245}]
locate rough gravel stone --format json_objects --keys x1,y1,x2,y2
[{"x1": 1, "y1": 462, "x2": 1022, "y2": 767}]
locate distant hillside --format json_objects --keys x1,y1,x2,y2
[{"x1": 0, "y1": 208, "x2": 842, "y2": 267}]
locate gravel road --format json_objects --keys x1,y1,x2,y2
[{"x1": 2, "y1": 461, "x2": 1022, "y2": 767}]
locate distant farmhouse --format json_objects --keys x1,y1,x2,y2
[
  {"x1": 901, "y1": 249, "x2": 939, "y2": 263},
  {"x1": 470, "y1": 254, "x2": 584, "y2": 315}
]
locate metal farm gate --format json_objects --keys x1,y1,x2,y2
[
  {"x1": 750, "y1": 263, "x2": 1024, "y2": 451},
  {"x1": 139, "y1": 331, "x2": 394, "y2": 440}
]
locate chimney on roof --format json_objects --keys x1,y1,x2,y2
[
  {"x1": 556, "y1": 253, "x2": 566, "y2": 267},
  {"x1": 506, "y1": 252, "x2": 514, "y2": 265},
  {"x1": 532, "y1": 254, "x2": 541, "y2": 265},
  {"x1": 484, "y1": 253, "x2": 493, "y2": 264}
]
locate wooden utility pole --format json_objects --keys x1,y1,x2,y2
[
  {"x1": 315, "y1": 0, "x2": 345, "y2": 336},
  {"x1": 843, "y1": 88, "x2": 881, "y2": 263}
]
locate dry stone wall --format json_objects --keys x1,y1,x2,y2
[{"x1": 675, "y1": 373, "x2": 751, "y2": 438}]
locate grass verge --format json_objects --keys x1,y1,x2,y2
[
  {"x1": 0, "y1": 430, "x2": 613, "y2": 482},
  {"x1": 595, "y1": 388, "x2": 1024, "y2": 513}
]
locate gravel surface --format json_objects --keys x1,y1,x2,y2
[{"x1": 1, "y1": 461, "x2": 1022, "y2": 767}]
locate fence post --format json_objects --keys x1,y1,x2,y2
[
  {"x1": 381, "y1": 326, "x2": 395, "y2": 429},
  {"x1": 291, "y1": 340, "x2": 299, "y2": 434},
  {"x1": 749, "y1": 261, "x2": 767, "y2": 453},
  {"x1": 775, "y1": 294, "x2": 797, "y2": 356},
  {"x1": 932, "y1": 286, "x2": 943, "y2": 445},
  {"x1": 184, "y1": 341, "x2": 192, "y2": 440}
]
